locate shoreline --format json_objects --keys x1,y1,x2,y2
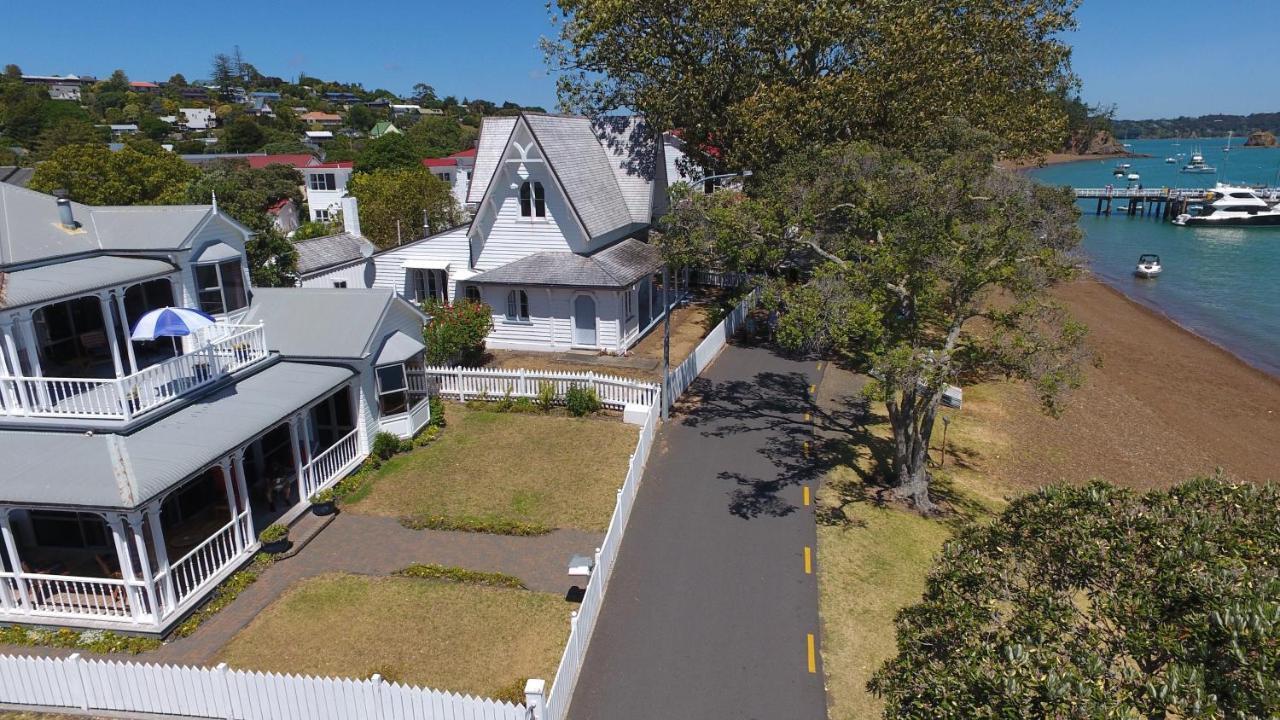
[
  {"x1": 1073, "y1": 274, "x2": 1279, "y2": 383},
  {"x1": 1000, "y1": 151, "x2": 1147, "y2": 171}
]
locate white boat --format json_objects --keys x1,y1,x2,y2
[
  {"x1": 1165, "y1": 157, "x2": 1176, "y2": 163},
  {"x1": 1181, "y1": 149, "x2": 1217, "y2": 174},
  {"x1": 1134, "y1": 254, "x2": 1162, "y2": 278},
  {"x1": 1127, "y1": 173, "x2": 1140, "y2": 181},
  {"x1": 1173, "y1": 183, "x2": 1280, "y2": 227}
]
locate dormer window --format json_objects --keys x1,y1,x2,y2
[
  {"x1": 519, "y1": 181, "x2": 546, "y2": 219},
  {"x1": 195, "y1": 260, "x2": 248, "y2": 315}
]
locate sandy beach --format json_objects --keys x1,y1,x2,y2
[{"x1": 963, "y1": 278, "x2": 1280, "y2": 491}]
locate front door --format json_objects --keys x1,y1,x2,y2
[{"x1": 573, "y1": 295, "x2": 597, "y2": 347}]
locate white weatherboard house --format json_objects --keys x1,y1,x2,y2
[
  {"x1": 0, "y1": 185, "x2": 432, "y2": 633},
  {"x1": 298, "y1": 113, "x2": 689, "y2": 354}
]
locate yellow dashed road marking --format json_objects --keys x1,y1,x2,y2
[
  {"x1": 807, "y1": 634, "x2": 816, "y2": 673},
  {"x1": 803, "y1": 486, "x2": 811, "y2": 506},
  {"x1": 804, "y1": 546, "x2": 812, "y2": 574}
]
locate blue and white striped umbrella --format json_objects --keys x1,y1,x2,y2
[{"x1": 130, "y1": 307, "x2": 218, "y2": 341}]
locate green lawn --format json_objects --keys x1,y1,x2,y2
[
  {"x1": 215, "y1": 573, "x2": 570, "y2": 700},
  {"x1": 347, "y1": 404, "x2": 637, "y2": 532}
]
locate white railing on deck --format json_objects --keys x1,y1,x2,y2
[
  {"x1": 0, "y1": 654, "x2": 528, "y2": 720},
  {"x1": 422, "y1": 367, "x2": 659, "y2": 409},
  {"x1": 0, "y1": 323, "x2": 269, "y2": 422},
  {"x1": 165, "y1": 512, "x2": 249, "y2": 605},
  {"x1": 301, "y1": 428, "x2": 362, "y2": 499},
  {"x1": 0, "y1": 572, "x2": 136, "y2": 621},
  {"x1": 667, "y1": 288, "x2": 761, "y2": 401},
  {"x1": 545, "y1": 398, "x2": 660, "y2": 720}
]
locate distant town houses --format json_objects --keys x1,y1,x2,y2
[
  {"x1": 19, "y1": 73, "x2": 96, "y2": 101},
  {"x1": 300, "y1": 111, "x2": 343, "y2": 127},
  {"x1": 179, "y1": 108, "x2": 218, "y2": 131},
  {"x1": 248, "y1": 154, "x2": 354, "y2": 222},
  {"x1": 421, "y1": 148, "x2": 476, "y2": 207}
]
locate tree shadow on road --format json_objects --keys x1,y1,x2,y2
[{"x1": 675, "y1": 350, "x2": 892, "y2": 521}]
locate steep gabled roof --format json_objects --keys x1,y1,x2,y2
[{"x1": 466, "y1": 116, "x2": 518, "y2": 204}]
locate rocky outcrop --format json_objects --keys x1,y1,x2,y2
[
  {"x1": 1243, "y1": 130, "x2": 1277, "y2": 147},
  {"x1": 1065, "y1": 128, "x2": 1126, "y2": 155}
]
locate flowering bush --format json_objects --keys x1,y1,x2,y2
[{"x1": 423, "y1": 299, "x2": 493, "y2": 366}]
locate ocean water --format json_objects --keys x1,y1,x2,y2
[{"x1": 1029, "y1": 137, "x2": 1280, "y2": 376}]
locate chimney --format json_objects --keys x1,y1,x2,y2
[
  {"x1": 341, "y1": 196, "x2": 361, "y2": 237},
  {"x1": 55, "y1": 196, "x2": 78, "y2": 230}
]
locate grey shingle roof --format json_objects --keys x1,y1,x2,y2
[
  {"x1": 292, "y1": 232, "x2": 376, "y2": 275},
  {"x1": 467, "y1": 238, "x2": 662, "y2": 288},
  {"x1": 243, "y1": 287, "x2": 422, "y2": 360},
  {"x1": 0, "y1": 361, "x2": 353, "y2": 509},
  {"x1": 0, "y1": 184, "x2": 216, "y2": 267},
  {"x1": 0, "y1": 167, "x2": 34, "y2": 188},
  {"x1": 466, "y1": 117, "x2": 518, "y2": 205},
  {"x1": 524, "y1": 114, "x2": 638, "y2": 240},
  {"x1": 2, "y1": 255, "x2": 176, "y2": 310}
]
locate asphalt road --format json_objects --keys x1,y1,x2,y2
[{"x1": 567, "y1": 340, "x2": 827, "y2": 720}]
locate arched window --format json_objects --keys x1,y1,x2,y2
[
  {"x1": 505, "y1": 290, "x2": 529, "y2": 321},
  {"x1": 465, "y1": 285, "x2": 481, "y2": 303},
  {"x1": 519, "y1": 181, "x2": 547, "y2": 218}
]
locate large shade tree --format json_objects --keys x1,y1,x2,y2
[
  {"x1": 545, "y1": 0, "x2": 1078, "y2": 168},
  {"x1": 656, "y1": 132, "x2": 1087, "y2": 511},
  {"x1": 347, "y1": 168, "x2": 462, "y2": 249},
  {"x1": 29, "y1": 144, "x2": 199, "y2": 205},
  {"x1": 870, "y1": 476, "x2": 1280, "y2": 718}
]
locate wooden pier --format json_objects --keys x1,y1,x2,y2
[{"x1": 1073, "y1": 187, "x2": 1214, "y2": 222}]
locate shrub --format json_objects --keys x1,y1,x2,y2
[
  {"x1": 422, "y1": 299, "x2": 493, "y2": 365},
  {"x1": 428, "y1": 396, "x2": 445, "y2": 428},
  {"x1": 372, "y1": 431, "x2": 402, "y2": 461},
  {"x1": 536, "y1": 381, "x2": 557, "y2": 412},
  {"x1": 565, "y1": 384, "x2": 601, "y2": 416},
  {"x1": 258, "y1": 523, "x2": 289, "y2": 544},
  {"x1": 412, "y1": 424, "x2": 442, "y2": 447},
  {"x1": 0, "y1": 625, "x2": 161, "y2": 654},
  {"x1": 310, "y1": 488, "x2": 336, "y2": 505},
  {"x1": 512, "y1": 397, "x2": 537, "y2": 413},
  {"x1": 491, "y1": 678, "x2": 530, "y2": 705},
  {"x1": 496, "y1": 388, "x2": 516, "y2": 412},
  {"x1": 399, "y1": 513, "x2": 552, "y2": 536},
  {"x1": 395, "y1": 563, "x2": 526, "y2": 589}
]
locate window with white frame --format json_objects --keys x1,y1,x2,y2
[
  {"x1": 308, "y1": 172, "x2": 337, "y2": 191},
  {"x1": 376, "y1": 363, "x2": 408, "y2": 415},
  {"x1": 194, "y1": 259, "x2": 248, "y2": 315},
  {"x1": 519, "y1": 181, "x2": 546, "y2": 218},
  {"x1": 505, "y1": 289, "x2": 529, "y2": 322},
  {"x1": 333, "y1": 280, "x2": 348, "y2": 288},
  {"x1": 464, "y1": 285, "x2": 481, "y2": 303},
  {"x1": 314, "y1": 209, "x2": 331, "y2": 221},
  {"x1": 411, "y1": 269, "x2": 448, "y2": 303},
  {"x1": 624, "y1": 286, "x2": 634, "y2": 322}
]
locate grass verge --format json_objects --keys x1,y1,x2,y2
[
  {"x1": 0, "y1": 626, "x2": 160, "y2": 655},
  {"x1": 215, "y1": 573, "x2": 568, "y2": 698},
  {"x1": 348, "y1": 404, "x2": 636, "y2": 533},
  {"x1": 395, "y1": 563, "x2": 526, "y2": 589}
]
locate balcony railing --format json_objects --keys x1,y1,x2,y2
[
  {"x1": 0, "y1": 324, "x2": 269, "y2": 422},
  {"x1": 301, "y1": 428, "x2": 363, "y2": 500}
]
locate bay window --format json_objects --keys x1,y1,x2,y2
[
  {"x1": 376, "y1": 363, "x2": 408, "y2": 415},
  {"x1": 195, "y1": 259, "x2": 248, "y2": 315}
]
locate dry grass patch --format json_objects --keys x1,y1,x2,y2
[
  {"x1": 215, "y1": 573, "x2": 569, "y2": 698},
  {"x1": 348, "y1": 405, "x2": 637, "y2": 532}
]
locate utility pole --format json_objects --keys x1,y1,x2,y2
[{"x1": 661, "y1": 264, "x2": 670, "y2": 421}]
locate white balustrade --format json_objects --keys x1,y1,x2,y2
[
  {"x1": 0, "y1": 571, "x2": 135, "y2": 620},
  {"x1": 422, "y1": 367, "x2": 659, "y2": 410},
  {"x1": 0, "y1": 324, "x2": 269, "y2": 421},
  {"x1": 301, "y1": 428, "x2": 362, "y2": 499},
  {"x1": 165, "y1": 513, "x2": 248, "y2": 605}
]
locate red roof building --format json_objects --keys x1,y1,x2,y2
[{"x1": 247, "y1": 154, "x2": 319, "y2": 169}]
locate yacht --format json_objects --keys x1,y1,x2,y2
[
  {"x1": 1134, "y1": 254, "x2": 1162, "y2": 278},
  {"x1": 1173, "y1": 184, "x2": 1280, "y2": 226},
  {"x1": 1181, "y1": 150, "x2": 1216, "y2": 174},
  {"x1": 1112, "y1": 162, "x2": 1131, "y2": 176}
]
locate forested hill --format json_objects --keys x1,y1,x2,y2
[{"x1": 1112, "y1": 112, "x2": 1280, "y2": 139}]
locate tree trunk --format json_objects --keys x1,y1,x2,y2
[{"x1": 887, "y1": 387, "x2": 941, "y2": 514}]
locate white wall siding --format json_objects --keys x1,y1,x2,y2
[
  {"x1": 299, "y1": 260, "x2": 375, "y2": 289},
  {"x1": 371, "y1": 227, "x2": 471, "y2": 301},
  {"x1": 473, "y1": 189, "x2": 579, "y2": 271},
  {"x1": 479, "y1": 286, "x2": 627, "y2": 353}
]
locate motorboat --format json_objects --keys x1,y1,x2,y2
[
  {"x1": 1181, "y1": 150, "x2": 1216, "y2": 174},
  {"x1": 1134, "y1": 254, "x2": 1162, "y2": 278},
  {"x1": 1112, "y1": 162, "x2": 1131, "y2": 176},
  {"x1": 1173, "y1": 183, "x2": 1280, "y2": 226},
  {"x1": 1165, "y1": 157, "x2": 1176, "y2": 163},
  {"x1": 1127, "y1": 173, "x2": 1141, "y2": 182}
]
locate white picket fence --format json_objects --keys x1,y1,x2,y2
[
  {"x1": 424, "y1": 366, "x2": 659, "y2": 410},
  {"x1": 667, "y1": 288, "x2": 762, "y2": 401},
  {"x1": 0, "y1": 654, "x2": 526, "y2": 720},
  {"x1": 544, "y1": 398, "x2": 660, "y2": 720}
]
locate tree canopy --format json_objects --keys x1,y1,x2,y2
[
  {"x1": 656, "y1": 131, "x2": 1087, "y2": 511},
  {"x1": 546, "y1": 0, "x2": 1079, "y2": 168},
  {"x1": 405, "y1": 115, "x2": 477, "y2": 158},
  {"x1": 355, "y1": 132, "x2": 424, "y2": 174},
  {"x1": 185, "y1": 160, "x2": 303, "y2": 286},
  {"x1": 346, "y1": 168, "x2": 462, "y2": 248},
  {"x1": 28, "y1": 144, "x2": 199, "y2": 206},
  {"x1": 870, "y1": 476, "x2": 1280, "y2": 719}
]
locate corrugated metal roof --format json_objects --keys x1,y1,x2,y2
[
  {"x1": 243, "y1": 287, "x2": 398, "y2": 359},
  {"x1": 0, "y1": 361, "x2": 353, "y2": 509},
  {"x1": 467, "y1": 238, "x2": 661, "y2": 288},
  {"x1": 293, "y1": 232, "x2": 376, "y2": 275},
  {"x1": 1, "y1": 255, "x2": 176, "y2": 309},
  {"x1": 467, "y1": 116, "x2": 518, "y2": 204},
  {"x1": 0, "y1": 184, "x2": 214, "y2": 267},
  {"x1": 374, "y1": 331, "x2": 425, "y2": 365}
]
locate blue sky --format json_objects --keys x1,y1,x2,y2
[{"x1": 5, "y1": 1, "x2": 1275, "y2": 119}]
